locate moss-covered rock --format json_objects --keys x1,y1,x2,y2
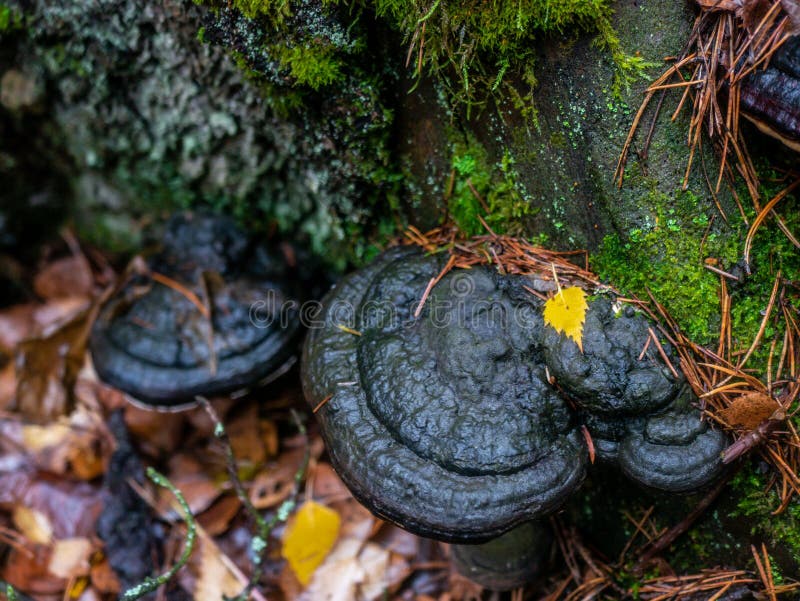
[{"x1": 1, "y1": 0, "x2": 399, "y2": 266}]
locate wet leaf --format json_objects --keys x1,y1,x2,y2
[
  {"x1": 12, "y1": 506, "x2": 53, "y2": 544},
  {"x1": 543, "y1": 287, "x2": 588, "y2": 352},
  {"x1": 282, "y1": 501, "x2": 341, "y2": 586},
  {"x1": 48, "y1": 538, "x2": 92, "y2": 579},
  {"x1": 0, "y1": 360, "x2": 15, "y2": 410},
  {"x1": 33, "y1": 256, "x2": 93, "y2": 301},
  {"x1": 298, "y1": 538, "x2": 363, "y2": 601},
  {"x1": 193, "y1": 536, "x2": 241, "y2": 601},
  {"x1": 14, "y1": 309, "x2": 91, "y2": 422},
  {"x1": 196, "y1": 495, "x2": 241, "y2": 536}
]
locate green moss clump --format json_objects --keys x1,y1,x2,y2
[
  {"x1": 199, "y1": 0, "x2": 364, "y2": 96},
  {"x1": 731, "y1": 469, "x2": 800, "y2": 566},
  {"x1": 365, "y1": 0, "x2": 647, "y2": 112},
  {"x1": 592, "y1": 188, "x2": 737, "y2": 344},
  {"x1": 274, "y1": 43, "x2": 343, "y2": 89},
  {"x1": 0, "y1": 3, "x2": 23, "y2": 33},
  {"x1": 592, "y1": 179, "x2": 800, "y2": 362},
  {"x1": 226, "y1": 0, "x2": 291, "y2": 20},
  {"x1": 447, "y1": 133, "x2": 534, "y2": 236}
]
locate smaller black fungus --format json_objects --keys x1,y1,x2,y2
[
  {"x1": 543, "y1": 297, "x2": 726, "y2": 492},
  {"x1": 542, "y1": 297, "x2": 680, "y2": 415},
  {"x1": 90, "y1": 213, "x2": 301, "y2": 408},
  {"x1": 618, "y1": 391, "x2": 727, "y2": 493},
  {"x1": 739, "y1": 34, "x2": 800, "y2": 152}
]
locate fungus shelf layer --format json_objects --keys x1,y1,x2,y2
[{"x1": 91, "y1": 213, "x2": 302, "y2": 407}]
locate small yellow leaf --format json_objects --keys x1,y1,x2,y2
[
  {"x1": 281, "y1": 500, "x2": 341, "y2": 586},
  {"x1": 12, "y1": 505, "x2": 53, "y2": 544},
  {"x1": 543, "y1": 286, "x2": 588, "y2": 352}
]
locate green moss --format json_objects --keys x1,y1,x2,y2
[
  {"x1": 214, "y1": 0, "x2": 291, "y2": 21},
  {"x1": 592, "y1": 187, "x2": 735, "y2": 343},
  {"x1": 731, "y1": 468, "x2": 800, "y2": 566},
  {"x1": 446, "y1": 133, "x2": 534, "y2": 236},
  {"x1": 199, "y1": 0, "x2": 361, "y2": 95},
  {"x1": 364, "y1": 0, "x2": 647, "y2": 114},
  {"x1": 592, "y1": 15, "x2": 657, "y2": 97},
  {"x1": 0, "y1": 3, "x2": 23, "y2": 33},
  {"x1": 592, "y1": 178, "x2": 800, "y2": 364},
  {"x1": 274, "y1": 43, "x2": 343, "y2": 89}
]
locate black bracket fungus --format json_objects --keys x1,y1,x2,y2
[
  {"x1": 90, "y1": 213, "x2": 302, "y2": 408},
  {"x1": 303, "y1": 247, "x2": 587, "y2": 542},
  {"x1": 302, "y1": 247, "x2": 728, "y2": 589},
  {"x1": 739, "y1": 34, "x2": 800, "y2": 152}
]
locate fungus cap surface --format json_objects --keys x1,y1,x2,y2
[{"x1": 302, "y1": 248, "x2": 587, "y2": 542}]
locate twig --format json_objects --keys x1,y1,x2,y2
[
  {"x1": 150, "y1": 272, "x2": 210, "y2": 319},
  {"x1": 121, "y1": 468, "x2": 198, "y2": 601},
  {"x1": 198, "y1": 398, "x2": 310, "y2": 600},
  {"x1": 635, "y1": 471, "x2": 733, "y2": 570}
]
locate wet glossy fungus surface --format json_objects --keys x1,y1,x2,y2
[{"x1": 91, "y1": 213, "x2": 301, "y2": 406}]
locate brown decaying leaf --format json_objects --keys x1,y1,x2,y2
[
  {"x1": 123, "y1": 403, "x2": 186, "y2": 455},
  {"x1": 12, "y1": 506, "x2": 53, "y2": 545},
  {"x1": 196, "y1": 494, "x2": 242, "y2": 537},
  {"x1": 227, "y1": 404, "x2": 268, "y2": 466},
  {"x1": 0, "y1": 360, "x2": 15, "y2": 410},
  {"x1": 47, "y1": 537, "x2": 93, "y2": 580},
  {"x1": 0, "y1": 409, "x2": 110, "y2": 480},
  {"x1": 33, "y1": 255, "x2": 93, "y2": 301},
  {"x1": 192, "y1": 535, "x2": 242, "y2": 601},
  {"x1": 1, "y1": 544, "x2": 64, "y2": 596},
  {"x1": 13, "y1": 309, "x2": 92, "y2": 422}
]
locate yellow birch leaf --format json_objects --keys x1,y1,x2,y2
[
  {"x1": 281, "y1": 500, "x2": 341, "y2": 586},
  {"x1": 543, "y1": 286, "x2": 588, "y2": 352}
]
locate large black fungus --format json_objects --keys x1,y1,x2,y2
[
  {"x1": 301, "y1": 248, "x2": 727, "y2": 588},
  {"x1": 91, "y1": 213, "x2": 301, "y2": 408},
  {"x1": 740, "y1": 34, "x2": 800, "y2": 152},
  {"x1": 303, "y1": 247, "x2": 587, "y2": 543}
]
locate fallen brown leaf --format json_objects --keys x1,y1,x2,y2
[
  {"x1": 193, "y1": 534, "x2": 242, "y2": 601},
  {"x1": 227, "y1": 404, "x2": 268, "y2": 467},
  {"x1": 123, "y1": 403, "x2": 186, "y2": 456},
  {"x1": 0, "y1": 360, "x2": 15, "y2": 410},
  {"x1": 0, "y1": 304, "x2": 36, "y2": 354},
  {"x1": 88, "y1": 555, "x2": 120, "y2": 595},
  {"x1": 14, "y1": 309, "x2": 91, "y2": 422},
  {"x1": 196, "y1": 494, "x2": 242, "y2": 537},
  {"x1": 1, "y1": 544, "x2": 63, "y2": 596},
  {"x1": 33, "y1": 256, "x2": 93, "y2": 301},
  {"x1": 48, "y1": 537, "x2": 93, "y2": 579},
  {"x1": 12, "y1": 506, "x2": 53, "y2": 545},
  {"x1": 0, "y1": 476, "x2": 104, "y2": 539}
]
